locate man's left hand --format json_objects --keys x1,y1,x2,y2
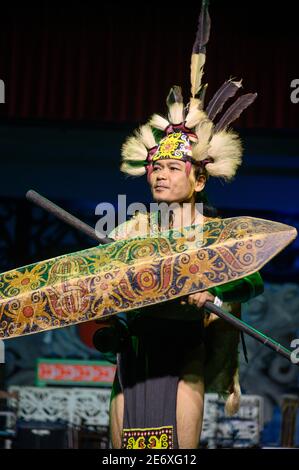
[{"x1": 181, "y1": 291, "x2": 215, "y2": 308}]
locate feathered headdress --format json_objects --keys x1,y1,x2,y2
[{"x1": 120, "y1": 0, "x2": 257, "y2": 182}]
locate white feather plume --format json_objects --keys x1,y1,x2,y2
[
  {"x1": 149, "y1": 113, "x2": 170, "y2": 131},
  {"x1": 121, "y1": 136, "x2": 147, "y2": 162},
  {"x1": 185, "y1": 98, "x2": 207, "y2": 129},
  {"x1": 190, "y1": 53, "x2": 206, "y2": 98},
  {"x1": 192, "y1": 119, "x2": 213, "y2": 161},
  {"x1": 136, "y1": 124, "x2": 157, "y2": 149},
  {"x1": 168, "y1": 102, "x2": 184, "y2": 125},
  {"x1": 206, "y1": 130, "x2": 242, "y2": 180},
  {"x1": 120, "y1": 162, "x2": 146, "y2": 176}
]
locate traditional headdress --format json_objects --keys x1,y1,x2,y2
[{"x1": 120, "y1": 0, "x2": 257, "y2": 183}]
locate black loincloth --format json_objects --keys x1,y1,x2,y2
[{"x1": 116, "y1": 312, "x2": 204, "y2": 449}]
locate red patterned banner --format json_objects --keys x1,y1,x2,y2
[{"x1": 36, "y1": 359, "x2": 116, "y2": 387}]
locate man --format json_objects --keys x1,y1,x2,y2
[
  {"x1": 107, "y1": 124, "x2": 263, "y2": 449},
  {"x1": 104, "y1": 2, "x2": 264, "y2": 449}
]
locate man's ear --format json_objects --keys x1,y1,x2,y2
[{"x1": 194, "y1": 175, "x2": 206, "y2": 193}]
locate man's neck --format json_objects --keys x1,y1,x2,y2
[{"x1": 162, "y1": 200, "x2": 204, "y2": 230}]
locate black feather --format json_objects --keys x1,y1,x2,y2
[
  {"x1": 215, "y1": 93, "x2": 257, "y2": 132},
  {"x1": 206, "y1": 80, "x2": 241, "y2": 121},
  {"x1": 193, "y1": 0, "x2": 211, "y2": 54}
]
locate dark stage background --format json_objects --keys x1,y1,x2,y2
[{"x1": 0, "y1": 0, "x2": 298, "y2": 448}]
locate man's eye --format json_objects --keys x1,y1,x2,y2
[
  {"x1": 170, "y1": 166, "x2": 180, "y2": 171},
  {"x1": 153, "y1": 166, "x2": 160, "y2": 172}
]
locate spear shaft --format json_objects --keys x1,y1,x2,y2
[
  {"x1": 204, "y1": 301, "x2": 294, "y2": 363},
  {"x1": 26, "y1": 190, "x2": 113, "y2": 244}
]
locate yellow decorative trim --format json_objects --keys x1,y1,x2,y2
[{"x1": 122, "y1": 426, "x2": 173, "y2": 449}]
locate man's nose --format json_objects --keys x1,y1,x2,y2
[{"x1": 157, "y1": 169, "x2": 167, "y2": 179}]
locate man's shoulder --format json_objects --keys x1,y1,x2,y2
[
  {"x1": 203, "y1": 215, "x2": 222, "y2": 223},
  {"x1": 108, "y1": 211, "x2": 150, "y2": 241}
]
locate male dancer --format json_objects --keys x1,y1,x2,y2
[{"x1": 104, "y1": 2, "x2": 264, "y2": 449}]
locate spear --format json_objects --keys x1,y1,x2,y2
[
  {"x1": 26, "y1": 190, "x2": 113, "y2": 244},
  {"x1": 0, "y1": 191, "x2": 297, "y2": 365},
  {"x1": 204, "y1": 301, "x2": 295, "y2": 362}
]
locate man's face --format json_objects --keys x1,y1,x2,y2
[{"x1": 149, "y1": 159, "x2": 203, "y2": 203}]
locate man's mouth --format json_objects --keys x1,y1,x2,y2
[{"x1": 154, "y1": 185, "x2": 169, "y2": 190}]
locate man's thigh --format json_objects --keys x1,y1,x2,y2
[
  {"x1": 176, "y1": 343, "x2": 205, "y2": 449},
  {"x1": 109, "y1": 374, "x2": 124, "y2": 449}
]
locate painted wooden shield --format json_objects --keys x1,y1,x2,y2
[{"x1": 0, "y1": 216, "x2": 297, "y2": 339}]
